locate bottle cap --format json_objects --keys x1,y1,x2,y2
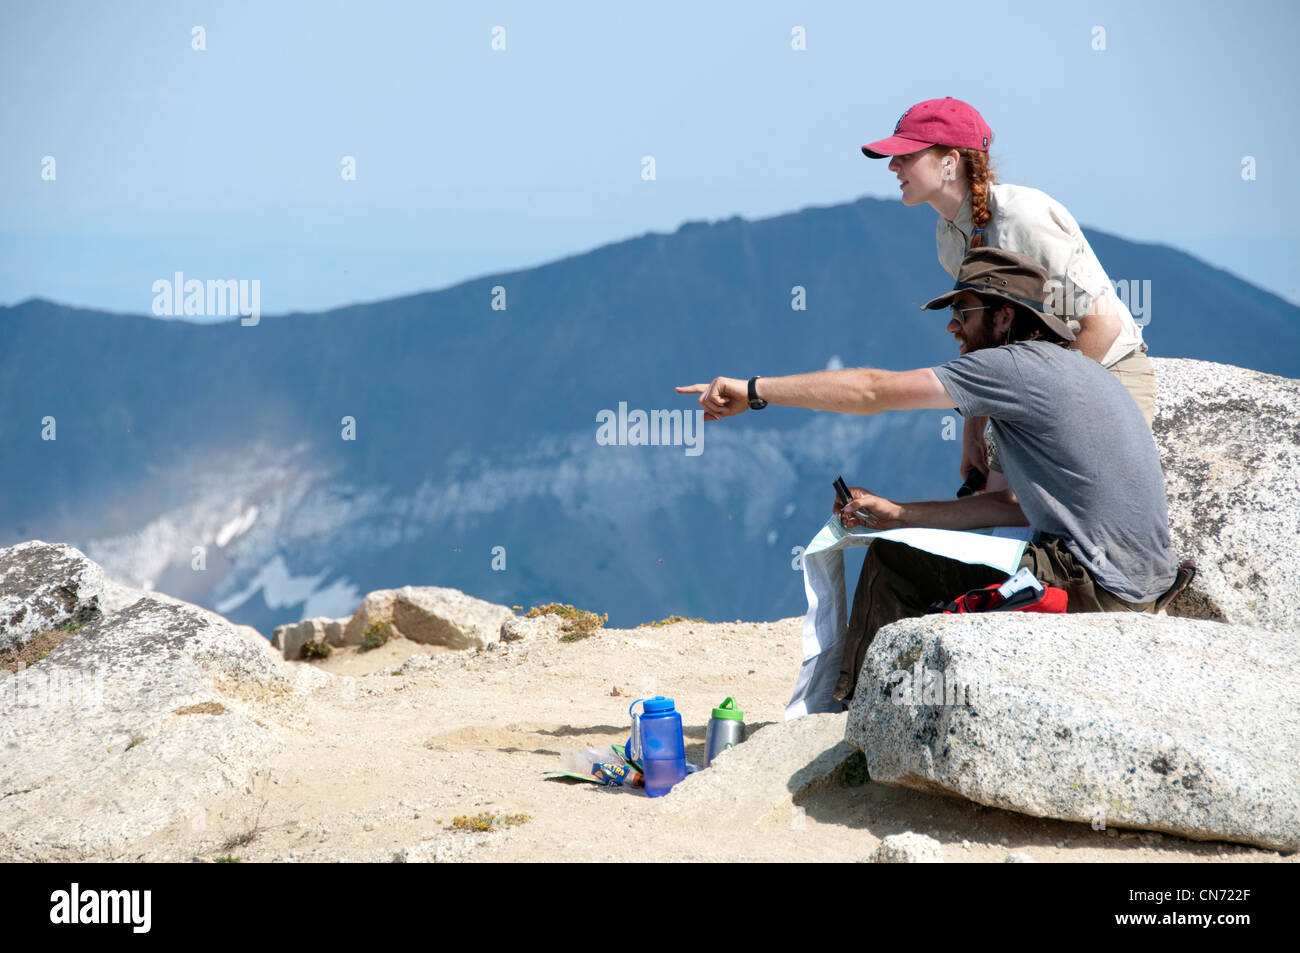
[
  {"x1": 643, "y1": 696, "x2": 676, "y2": 714},
  {"x1": 711, "y1": 696, "x2": 744, "y2": 721}
]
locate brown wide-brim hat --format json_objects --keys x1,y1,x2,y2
[{"x1": 921, "y1": 246, "x2": 1076, "y2": 341}]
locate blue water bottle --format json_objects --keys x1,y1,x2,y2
[{"x1": 637, "y1": 696, "x2": 687, "y2": 797}]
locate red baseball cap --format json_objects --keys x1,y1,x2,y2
[{"x1": 861, "y1": 97, "x2": 993, "y2": 158}]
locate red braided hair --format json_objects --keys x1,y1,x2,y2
[{"x1": 928, "y1": 145, "x2": 996, "y2": 248}]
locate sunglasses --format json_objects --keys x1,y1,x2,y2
[{"x1": 950, "y1": 303, "x2": 990, "y2": 323}]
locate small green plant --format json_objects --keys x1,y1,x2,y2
[
  {"x1": 174, "y1": 702, "x2": 227, "y2": 716},
  {"x1": 522, "y1": 603, "x2": 608, "y2": 642},
  {"x1": 361, "y1": 621, "x2": 393, "y2": 651},
  {"x1": 221, "y1": 832, "x2": 256, "y2": 850},
  {"x1": 219, "y1": 797, "x2": 269, "y2": 852},
  {"x1": 300, "y1": 638, "x2": 332, "y2": 660},
  {"x1": 0, "y1": 628, "x2": 75, "y2": 673},
  {"x1": 450, "y1": 812, "x2": 531, "y2": 833},
  {"x1": 213, "y1": 855, "x2": 242, "y2": 863},
  {"x1": 642, "y1": 615, "x2": 705, "y2": 628},
  {"x1": 841, "y1": 751, "x2": 870, "y2": 787}
]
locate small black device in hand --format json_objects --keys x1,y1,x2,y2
[
  {"x1": 834, "y1": 476, "x2": 852, "y2": 507},
  {"x1": 956, "y1": 469, "x2": 987, "y2": 498}
]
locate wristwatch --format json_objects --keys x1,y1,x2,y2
[{"x1": 747, "y1": 376, "x2": 767, "y2": 410}]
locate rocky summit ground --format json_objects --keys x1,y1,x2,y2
[{"x1": 116, "y1": 617, "x2": 1291, "y2": 864}]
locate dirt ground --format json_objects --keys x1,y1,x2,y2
[{"x1": 127, "y1": 617, "x2": 1293, "y2": 864}]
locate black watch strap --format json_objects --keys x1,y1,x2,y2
[{"x1": 748, "y1": 376, "x2": 767, "y2": 410}]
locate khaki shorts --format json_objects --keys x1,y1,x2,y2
[{"x1": 987, "y1": 345, "x2": 1156, "y2": 473}]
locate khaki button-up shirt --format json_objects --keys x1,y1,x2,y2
[{"x1": 937, "y1": 183, "x2": 1146, "y2": 368}]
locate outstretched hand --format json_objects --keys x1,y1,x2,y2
[
  {"x1": 834, "y1": 486, "x2": 905, "y2": 531},
  {"x1": 675, "y1": 377, "x2": 749, "y2": 421}
]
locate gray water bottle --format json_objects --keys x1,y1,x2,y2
[{"x1": 704, "y1": 696, "x2": 746, "y2": 767}]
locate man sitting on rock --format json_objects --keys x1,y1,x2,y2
[{"x1": 677, "y1": 247, "x2": 1178, "y2": 701}]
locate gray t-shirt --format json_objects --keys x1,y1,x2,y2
[{"x1": 932, "y1": 340, "x2": 1176, "y2": 602}]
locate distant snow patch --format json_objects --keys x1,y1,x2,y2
[
  {"x1": 302, "y1": 576, "x2": 362, "y2": 620},
  {"x1": 215, "y1": 554, "x2": 355, "y2": 619},
  {"x1": 215, "y1": 505, "x2": 260, "y2": 547}
]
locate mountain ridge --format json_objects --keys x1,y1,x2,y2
[{"x1": 11, "y1": 195, "x2": 1299, "y2": 322}]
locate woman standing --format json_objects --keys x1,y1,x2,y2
[{"x1": 861, "y1": 97, "x2": 1155, "y2": 486}]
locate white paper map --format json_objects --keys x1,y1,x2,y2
[
  {"x1": 805, "y1": 518, "x2": 1034, "y2": 574},
  {"x1": 787, "y1": 518, "x2": 1035, "y2": 720}
]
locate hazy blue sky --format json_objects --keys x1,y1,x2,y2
[{"x1": 3, "y1": 0, "x2": 1297, "y2": 316}]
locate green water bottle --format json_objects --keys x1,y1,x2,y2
[{"x1": 704, "y1": 696, "x2": 745, "y2": 767}]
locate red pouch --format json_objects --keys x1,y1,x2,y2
[
  {"x1": 934, "y1": 568, "x2": 1068, "y2": 614},
  {"x1": 941, "y1": 583, "x2": 1067, "y2": 614}
]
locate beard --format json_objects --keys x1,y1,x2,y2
[{"x1": 958, "y1": 312, "x2": 1001, "y2": 353}]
